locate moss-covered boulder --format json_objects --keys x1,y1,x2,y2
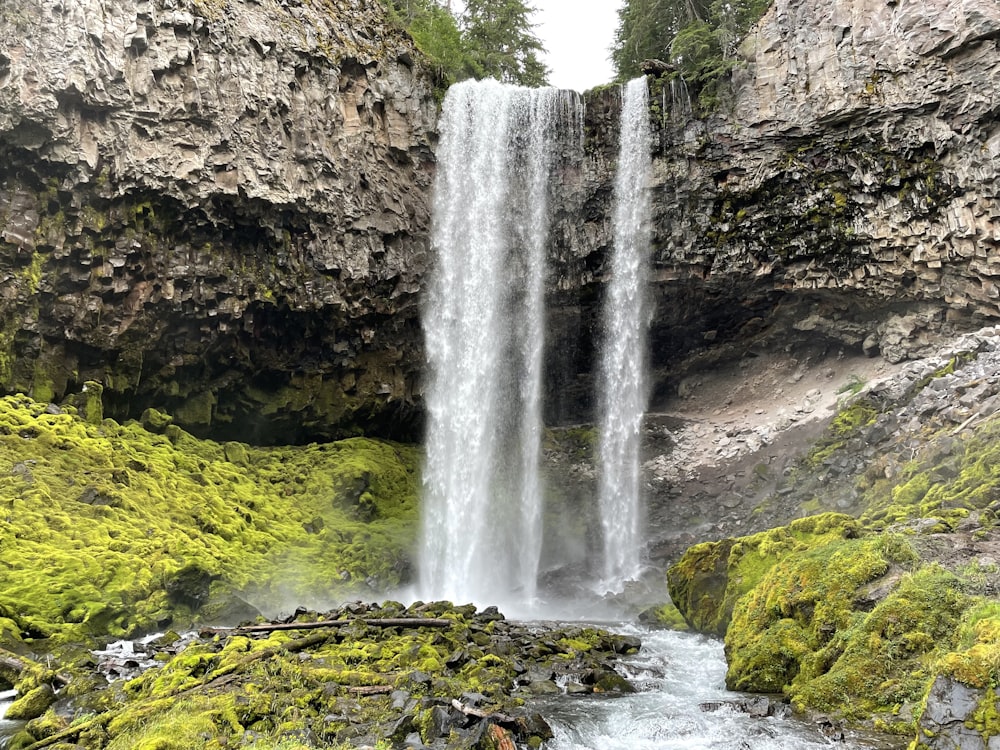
[
  {"x1": 4, "y1": 683, "x2": 55, "y2": 720},
  {"x1": 667, "y1": 513, "x2": 863, "y2": 636}
]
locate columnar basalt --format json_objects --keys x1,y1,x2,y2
[
  {"x1": 547, "y1": 0, "x2": 1000, "y2": 423},
  {"x1": 0, "y1": 0, "x2": 436, "y2": 443}
]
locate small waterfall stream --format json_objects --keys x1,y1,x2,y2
[
  {"x1": 596, "y1": 77, "x2": 654, "y2": 588},
  {"x1": 419, "y1": 80, "x2": 581, "y2": 605}
]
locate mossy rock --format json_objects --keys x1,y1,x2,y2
[
  {"x1": 725, "y1": 534, "x2": 914, "y2": 695},
  {"x1": 86, "y1": 602, "x2": 626, "y2": 749},
  {"x1": 5, "y1": 683, "x2": 56, "y2": 720},
  {"x1": 638, "y1": 602, "x2": 691, "y2": 631},
  {"x1": 667, "y1": 513, "x2": 862, "y2": 636}
]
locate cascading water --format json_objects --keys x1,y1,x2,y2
[
  {"x1": 596, "y1": 77, "x2": 654, "y2": 589},
  {"x1": 419, "y1": 79, "x2": 579, "y2": 605}
]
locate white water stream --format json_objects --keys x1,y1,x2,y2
[
  {"x1": 0, "y1": 688, "x2": 19, "y2": 748},
  {"x1": 540, "y1": 627, "x2": 884, "y2": 750},
  {"x1": 596, "y1": 77, "x2": 654, "y2": 589},
  {"x1": 419, "y1": 79, "x2": 581, "y2": 605}
]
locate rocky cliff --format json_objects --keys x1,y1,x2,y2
[
  {"x1": 1, "y1": 0, "x2": 998, "y2": 444},
  {"x1": 0, "y1": 0, "x2": 436, "y2": 443},
  {"x1": 549, "y1": 0, "x2": 1000, "y2": 422}
]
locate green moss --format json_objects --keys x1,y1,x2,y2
[
  {"x1": 91, "y1": 607, "x2": 622, "y2": 749},
  {"x1": 5, "y1": 684, "x2": 56, "y2": 720},
  {"x1": 668, "y1": 513, "x2": 862, "y2": 636},
  {"x1": 790, "y1": 566, "x2": 966, "y2": 722},
  {"x1": 0, "y1": 394, "x2": 421, "y2": 644},
  {"x1": 806, "y1": 398, "x2": 878, "y2": 467},
  {"x1": 862, "y1": 414, "x2": 1000, "y2": 529},
  {"x1": 639, "y1": 601, "x2": 690, "y2": 631},
  {"x1": 936, "y1": 602, "x2": 1000, "y2": 689}
]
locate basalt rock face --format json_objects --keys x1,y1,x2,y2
[
  {"x1": 548, "y1": 0, "x2": 1000, "y2": 423},
  {"x1": 0, "y1": 0, "x2": 436, "y2": 443}
]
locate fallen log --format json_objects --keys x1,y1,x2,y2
[
  {"x1": 206, "y1": 617, "x2": 453, "y2": 635},
  {"x1": 0, "y1": 648, "x2": 72, "y2": 687},
  {"x1": 24, "y1": 715, "x2": 109, "y2": 750},
  {"x1": 346, "y1": 685, "x2": 394, "y2": 695}
]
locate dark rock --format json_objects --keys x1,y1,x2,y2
[
  {"x1": 583, "y1": 669, "x2": 636, "y2": 694},
  {"x1": 525, "y1": 680, "x2": 561, "y2": 696},
  {"x1": 164, "y1": 564, "x2": 218, "y2": 610},
  {"x1": 479, "y1": 606, "x2": 504, "y2": 622}
]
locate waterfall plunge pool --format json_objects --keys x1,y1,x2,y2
[{"x1": 533, "y1": 626, "x2": 904, "y2": 750}]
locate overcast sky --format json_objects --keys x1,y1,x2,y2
[{"x1": 533, "y1": 0, "x2": 619, "y2": 92}]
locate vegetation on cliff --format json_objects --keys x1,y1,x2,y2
[
  {"x1": 667, "y1": 352, "x2": 1000, "y2": 742},
  {"x1": 612, "y1": 0, "x2": 772, "y2": 105}
]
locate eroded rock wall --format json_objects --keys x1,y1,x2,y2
[
  {"x1": 0, "y1": 0, "x2": 436, "y2": 442},
  {"x1": 549, "y1": 0, "x2": 1000, "y2": 423}
]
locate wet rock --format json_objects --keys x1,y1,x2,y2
[
  {"x1": 583, "y1": 668, "x2": 636, "y2": 694},
  {"x1": 698, "y1": 696, "x2": 789, "y2": 718},
  {"x1": 525, "y1": 680, "x2": 561, "y2": 696},
  {"x1": 5, "y1": 684, "x2": 56, "y2": 720},
  {"x1": 915, "y1": 674, "x2": 986, "y2": 750}
]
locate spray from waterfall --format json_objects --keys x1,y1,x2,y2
[
  {"x1": 419, "y1": 80, "x2": 580, "y2": 605},
  {"x1": 596, "y1": 77, "x2": 654, "y2": 589}
]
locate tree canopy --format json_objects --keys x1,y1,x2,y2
[
  {"x1": 611, "y1": 0, "x2": 772, "y2": 105},
  {"x1": 387, "y1": 0, "x2": 548, "y2": 88}
]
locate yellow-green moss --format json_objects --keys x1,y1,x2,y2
[
  {"x1": 936, "y1": 602, "x2": 1000, "y2": 689},
  {"x1": 0, "y1": 394, "x2": 421, "y2": 644},
  {"x1": 726, "y1": 535, "x2": 913, "y2": 695},
  {"x1": 667, "y1": 513, "x2": 863, "y2": 636},
  {"x1": 789, "y1": 566, "x2": 966, "y2": 723},
  {"x1": 806, "y1": 398, "x2": 878, "y2": 467},
  {"x1": 862, "y1": 414, "x2": 1000, "y2": 530}
]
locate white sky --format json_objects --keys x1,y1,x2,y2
[{"x1": 533, "y1": 0, "x2": 619, "y2": 92}]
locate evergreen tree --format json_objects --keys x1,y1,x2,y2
[
  {"x1": 388, "y1": 0, "x2": 475, "y2": 83},
  {"x1": 611, "y1": 0, "x2": 682, "y2": 80},
  {"x1": 460, "y1": 0, "x2": 548, "y2": 87},
  {"x1": 611, "y1": 0, "x2": 772, "y2": 86}
]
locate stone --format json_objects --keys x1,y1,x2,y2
[
  {"x1": 5, "y1": 684, "x2": 56, "y2": 720},
  {"x1": 0, "y1": 0, "x2": 436, "y2": 444}
]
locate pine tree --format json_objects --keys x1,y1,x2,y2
[
  {"x1": 611, "y1": 0, "x2": 773, "y2": 80},
  {"x1": 460, "y1": 0, "x2": 549, "y2": 87}
]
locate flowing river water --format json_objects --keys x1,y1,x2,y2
[
  {"x1": 0, "y1": 689, "x2": 18, "y2": 749},
  {"x1": 535, "y1": 626, "x2": 896, "y2": 750}
]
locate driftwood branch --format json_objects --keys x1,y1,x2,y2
[
  {"x1": 450, "y1": 698, "x2": 516, "y2": 724},
  {"x1": 24, "y1": 715, "x2": 109, "y2": 750},
  {"x1": 346, "y1": 685, "x2": 394, "y2": 695},
  {"x1": 0, "y1": 648, "x2": 71, "y2": 687},
  {"x1": 206, "y1": 617, "x2": 452, "y2": 635}
]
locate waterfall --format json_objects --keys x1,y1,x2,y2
[
  {"x1": 596, "y1": 77, "x2": 653, "y2": 588},
  {"x1": 668, "y1": 77, "x2": 693, "y2": 121},
  {"x1": 419, "y1": 80, "x2": 578, "y2": 605}
]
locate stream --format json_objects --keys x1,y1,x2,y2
[
  {"x1": 0, "y1": 689, "x2": 19, "y2": 749},
  {"x1": 536, "y1": 626, "x2": 899, "y2": 750}
]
